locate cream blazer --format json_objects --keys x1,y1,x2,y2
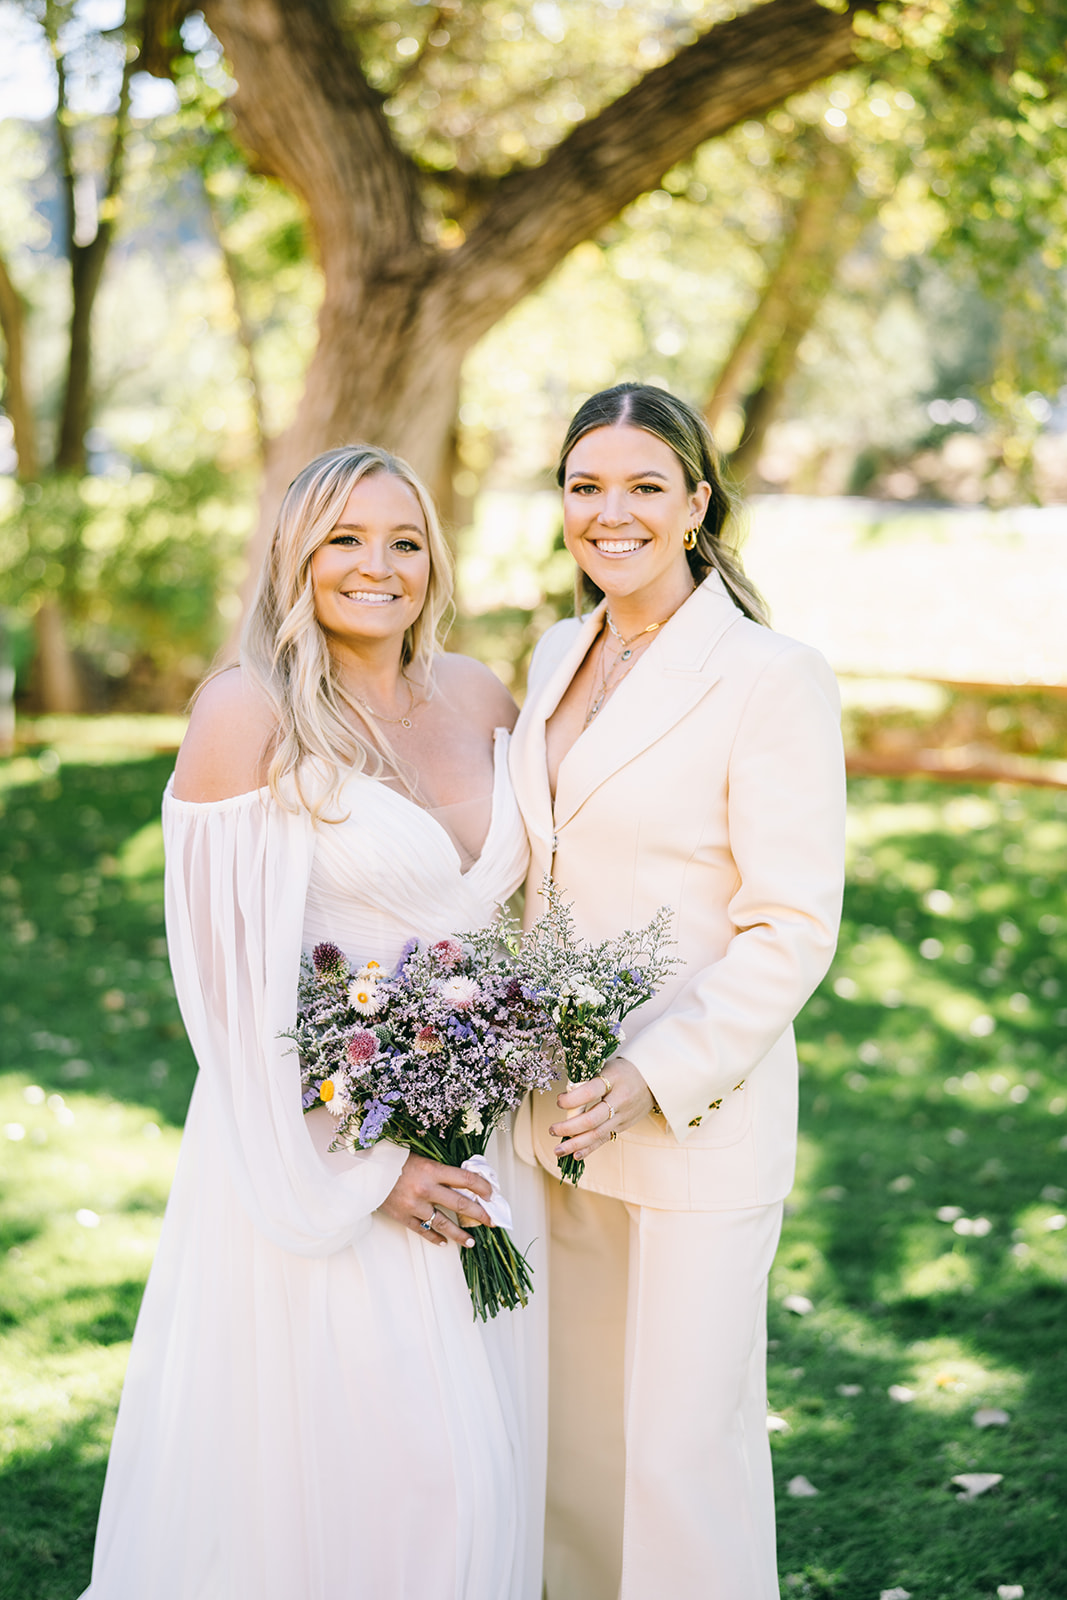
[{"x1": 509, "y1": 571, "x2": 847, "y2": 1211}]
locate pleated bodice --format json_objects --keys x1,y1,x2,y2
[{"x1": 302, "y1": 728, "x2": 528, "y2": 967}]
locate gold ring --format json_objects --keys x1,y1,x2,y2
[
  {"x1": 600, "y1": 1076, "x2": 612, "y2": 1096},
  {"x1": 609, "y1": 1130, "x2": 618, "y2": 1142},
  {"x1": 604, "y1": 1103, "x2": 615, "y2": 1121}
]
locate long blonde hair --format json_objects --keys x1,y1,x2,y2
[
  {"x1": 557, "y1": 383, "x2": 769, "y2": 625},
  {"x1": 240, "y1": 444, "x2": 454, "y2": 819}
]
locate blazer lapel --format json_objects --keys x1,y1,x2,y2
[
  {"x1": 510, "y1": 603, "x2": 606, "y2": 849},
  {"x1": 553, "y1": 574, "x2": 742, "y2": 830}
]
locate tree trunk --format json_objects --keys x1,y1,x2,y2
[
  {"x1": 184, "y1": 0, "x2": 872, "y2": 615},
  {"x1": 720, "y1": 136, "x2": 871, "y2": 482},
  {"x1": 32, "y1": 596, "x2": 82, "y2": 713},
  {"x1": 0, "y1": 247, "x2": 40, "y2": 479},
  {"x1": 53, "y1": 49, "x2": 134, "y2": 472}
]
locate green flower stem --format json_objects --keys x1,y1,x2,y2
[
  {"x1": 554, "y1": 1025, "x2": 621, "y2": 1188},
  {"x1": 396, "y1": 1124, "x2": 534, "y2": 1321}
]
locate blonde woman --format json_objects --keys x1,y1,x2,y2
[
  {"x1": 510, "y1": 385, "x2": 846, "y2": 1600},
  {"x1": 80, "y1": 447, "x2": 545, "y2": 1600}
]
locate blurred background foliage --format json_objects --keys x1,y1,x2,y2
[{"x1": 0, "y1": 0, "x2": 1064, "y2": 729}]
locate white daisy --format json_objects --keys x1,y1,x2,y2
[{"x1": 348, "y1": 978, "x2": 383, "y2": 1016}]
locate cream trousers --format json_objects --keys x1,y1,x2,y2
[{"x1": 545, "y1": 1183, "x2": 784, "y2": 1600}]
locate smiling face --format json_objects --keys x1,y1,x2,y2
[
  {"x1": 309, "y1": 471, "x2": 431, "y2": 659},
  {"x1": 562, "y1": 423, "x2": 710, "y2": 616}
]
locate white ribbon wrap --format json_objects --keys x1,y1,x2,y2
[{"x1": 457, "y1": 1154, "x2": 513, "y2": 1230}]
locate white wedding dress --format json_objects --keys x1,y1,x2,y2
[{"x1": 80, "y1": 730, "x2": 546, "y2": 1600}]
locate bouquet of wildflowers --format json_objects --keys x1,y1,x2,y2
[
  {"x1": 520, "y1": 879, "x2": 679, "y2": 1186},
  {"x1": 287, "y1": 921, "x2": 556, "y2": 1320}
]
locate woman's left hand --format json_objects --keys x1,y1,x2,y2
[{"x1": 549, "y1": 1057, "x2": 654, "y2": 1162}]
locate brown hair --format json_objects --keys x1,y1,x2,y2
[{"x1": 556, "y1": 383, "x2": 768, "y2": 624}]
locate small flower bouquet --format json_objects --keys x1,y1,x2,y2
[
  {"x1": 287, "y1": 926, "x2": 556, "y2": 1321},
  {"x1": 520, "y1": 879, "x2": 679, "y2": 1186}
]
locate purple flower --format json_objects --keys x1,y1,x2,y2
[
  {"x1": 312, "y1": 941, "x2": 348, "y2": 980},
  {"x1": 358, "y1": 1097, "x2": 395, "y2": 1146},
  {"x1": 393, "y1": 939, "x2": 419, "y2": 977}
]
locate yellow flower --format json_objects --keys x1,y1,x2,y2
[{"x1": 319, "y1": 1080, "x2": 334, "y2": 1103}]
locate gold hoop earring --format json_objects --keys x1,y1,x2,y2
[{"x1": 683, "y1": 525, "x2": 699, "y2": 550}]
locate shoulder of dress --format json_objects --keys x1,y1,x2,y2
[{"x1": 163, "y1": 778, "x2": 273, "y2": 815}]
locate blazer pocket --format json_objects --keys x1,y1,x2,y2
[{"x1": 679, "y1": 1079, "x2": 754, "y2": 1149}]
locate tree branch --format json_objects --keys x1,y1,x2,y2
[
  {"x1": 442, "y1": 0, "x2": 874, "y2": 338},
  {"x1": 199, "y1": 0, "x2": 430, "y2": 270}
]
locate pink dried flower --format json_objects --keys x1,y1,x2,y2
[
  {"x1": 346, "y1": 1029, "x2": 379, "y2": 1067},
  {"x1": 431, "y1": 937, "x2": 464, "y2": 969},
  {"x1": 414, "y1": 1025, "x2": 443, "y2": 1055}
]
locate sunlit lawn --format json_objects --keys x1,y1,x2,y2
[{"x1": 1, "y1": 729, "x2": 1065, "y2": 1600}]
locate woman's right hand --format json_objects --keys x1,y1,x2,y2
[{"x1": 378, "y1": 1152, "x2": 493, "y2": 1248}]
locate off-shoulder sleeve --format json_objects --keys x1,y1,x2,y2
[{"x1": 162, "y1": 783, "x2": 406, "y2": 1257}]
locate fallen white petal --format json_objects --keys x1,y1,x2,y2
[
  {"x1": 766, "y1": 1414, "x2": 790, "y2": 1433},
  {"x1": 996, "y1": 1586, "x2": 1024, "y2": 1599},
  {"x1": 786, "y1": 1475, "x2": 819, "y2": 1497},
  {"x1": 952, "y1": 1472, "x2": 1003, "y2": 1499},
  {"x1": 973, "y1": 1408, "x2": 1010, "y2": 1428},
  {"x1": 1045, "y1": 1214, "x2": 1067, "y2": 1232},
  {"x1": 937, "y1": 1205, "x2": 963, "y2": 1221},
  {"x1": 880, "y1": 1589, "x2": 912, "y2": 1600},
  {"x1": 837, "y1": 1383, "x2": 863, "y2": 1397},
  {"x1": 782, "y1": 1293, "x2": 814, "y2": 1315},
  {"x1": 888, "y1": 1384, "x2": 916, "y2": 1403},
  {"x1": 75, "y1": 1209, "x2": 100, "y2": 1229}
]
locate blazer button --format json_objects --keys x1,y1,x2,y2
[{"x1": 551, "y1": 833, "x2": 558, "y2": 854}]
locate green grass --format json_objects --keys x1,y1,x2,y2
[
  {"x1": 1, "y1": 733, "x2": 1065, "y2": 1599},
  {"x1": 772, "y1": 781, "x2": 1067, "y2": 1600}
]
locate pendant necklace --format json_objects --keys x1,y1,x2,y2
[
  {"x1": 605, "y1": 611, "x2": 669, "y2": 660},
  {"x1": 583, "y1": 624, "x2": 656, "y2": 728},
  {"x1": 350, "y1": 677, "x2": 418, "y2": 730},
  {"x1": 583, "y1": 598, "x2": 692, "y2": 729}
]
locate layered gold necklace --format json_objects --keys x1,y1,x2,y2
[
  {"x1": 582, "y1": 588, "x2": 696, "y2": 729},
  {"x1": 583, "y1": 614, "x2": 665, "y2": 728}
]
